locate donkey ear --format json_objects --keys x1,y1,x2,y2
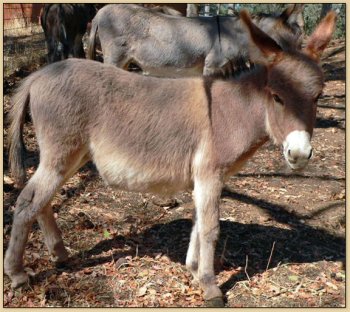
[
  {"x1": 280, "y1": 4, "x2": 305, "y2": 34},
  {"x1": 304, "y1": 11, "x2": 337, "y2": 62},
  {"x1": 240, "y1": 10, "x2": 282, "y2": 64}
]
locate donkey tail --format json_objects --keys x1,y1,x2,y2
[
  {"x1": 87, "y1": 18, "x2": 98, "y2": 60},
  {"x1": 8, "y1": 76, "x2": 33, "y2": 187}
]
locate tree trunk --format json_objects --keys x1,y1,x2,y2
[
  {"x1": 186, "y1": 4, "x2": 198, "y2": 17},
  {"x1": 320, "y1": 4, "x2": 332, "y2": 20},
  {"x1": 216, "y1": 4, "x2": 221, "y2": 16},
  {"x1": 204, "y1": 4, "x2": 210, "y2": 17},
  {"x1": 227, "y1": 4, "x2": 236, "y2": 16}
]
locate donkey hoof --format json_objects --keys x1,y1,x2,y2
[
  {"x1": 10, "y1": 272, "x2": 29, "y2": 289},
  {"x1": 51, "y1": 252, "x2": 69, "y2": 264},
  {"x1": 51, "y1": 243, "x2": 69, "y2": 263},
  {"x1": 204, "y1": 296, "x2": 225, "y2": 307}
]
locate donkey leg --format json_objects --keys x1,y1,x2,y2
[
  {"x1": 4, "y1": 165, "x2": 65, "y2": 288},
  {"x1": 186, "y1": 212, "x2": 200, "y2": 281},
  {"x1": 193, "y1": 173, "x2": 223, "y2": 302},
  {"x1": 37, "y1": 205, "x2": 68, "y2": 263},
  {"x1": 73, "y1": 34, "x2": 85, "y2": 58},
  {"x1": 36, "y1": 152, "x2": 90, "y2": 264},
  {"x1": 104, "y1": 42, "x2": 129, "y2": 68}
]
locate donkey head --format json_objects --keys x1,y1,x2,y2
[
  {"x1": 256, "y1": 4, "x2": 305, "y2": 51},
  {"x1": 279, "y1": 4, "x2": 305, "y2": 37},
  {"x1": 241, "y1": 10, "x2": 336, "y2": 170}
]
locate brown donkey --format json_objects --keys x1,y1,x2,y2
[{"x1": 5, "y1": 11, "x2": 336, "y2": 306}]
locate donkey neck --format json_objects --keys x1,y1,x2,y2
[{"x1": 210, "y1": 66, "x2": 270, "y2": 173}]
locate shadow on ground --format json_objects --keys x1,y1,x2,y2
[{"x1": 30, "y1": 187, "x2": 345, "y2": 296}]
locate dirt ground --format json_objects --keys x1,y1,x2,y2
[{"x1": 3, "y1": 39, "x2": 345, "y2": 307}]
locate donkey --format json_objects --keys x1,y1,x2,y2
[
  {"x1": 40, "y1": 4, "x2": 98, "y2": 63},
  {"x1": 144, "y1": 4, "x2": 184, "y2": 16},
  {"x1": 5, "y1": 11, "x2": 335, "y2": 306},
  {"x1": 88, "y1": 3, "x2": 305, "y2": 77}
]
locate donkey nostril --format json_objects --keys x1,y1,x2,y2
[
  {"x1": 308, "y1": 148, "x2": 313, "y2": 159},
  {"x1": 287, "y1": 149, "x2": 298, "y2": 164}
]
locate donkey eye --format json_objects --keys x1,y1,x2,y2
[{"x1": 272, "y1": 94, "x2": 283, "y2": 105}]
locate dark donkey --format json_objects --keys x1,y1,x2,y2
[
  {"x1": 41, "y1": 4, "x2": 97, "y2": 63},
  {"x1": 88, "y1": 3, "x2": 305, "y2": 77},
  {"x1": 5, "y1": 11, "x2": 336, "y2": 306}
]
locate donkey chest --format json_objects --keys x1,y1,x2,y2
[{"x1": 222, "y1": 137, "x2": 269, "y2": 178}]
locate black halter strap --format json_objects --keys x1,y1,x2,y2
[{"x1": 216, "y1": 15, "x2": 222, "y2": 54}]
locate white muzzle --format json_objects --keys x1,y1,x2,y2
[{"x1": 283, "y1": 130, "x2": 313, "y2": 170}]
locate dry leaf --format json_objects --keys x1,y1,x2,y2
[{"x1": 137, "y1": 285, "x2": 148, "y2": 297}]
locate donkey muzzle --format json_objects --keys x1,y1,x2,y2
[{"x1": 283, "y1": 130, "x2": 313, "y2": 170}]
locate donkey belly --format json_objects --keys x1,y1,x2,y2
[
  {"x1": 131, "y1": 44, "x2": 205, "y2": 78},
  {"x1": 90, "y1": 143, "x2": 192, "y2": 195}
]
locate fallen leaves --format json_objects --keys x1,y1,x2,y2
[
  {"x1": 288, "y1": 275, "x2": 299, "y2": 282},
  {"x1": 227, "y1": 261, "x2": 345, "y2": 307},
  {"x1": 331, "y1": 189, "x2": 345, "y2": 200}
]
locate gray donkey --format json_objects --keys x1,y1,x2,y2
[
  {"x1": 5, "y1": 10, "x2": 336, "y2": 307},
  {"x1": 88, "y1": 3, "x2": 305, "y2": 77}
]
